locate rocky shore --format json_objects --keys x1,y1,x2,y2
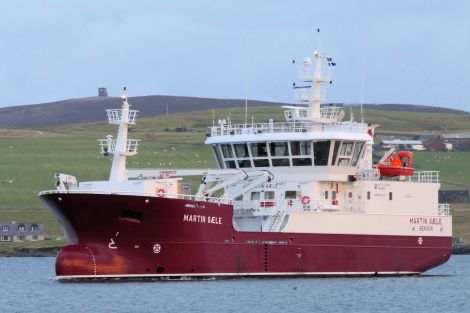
[{"x1": 0, "y1": 246, "x2": 61, "y2": 257}]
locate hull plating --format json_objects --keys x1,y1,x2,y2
[{"x1": 40, "y1": 193, "x2": 452, "y2": 279}]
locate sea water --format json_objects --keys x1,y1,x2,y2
[{"x1": 1, "y1": 255, "x2": 468, "y2": 313}]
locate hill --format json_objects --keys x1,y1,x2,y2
[
  {"x1": 0, "y1": 94, "x2": 468, "y2": 129},
  {"x1": 0, "y1": 95, "x2": 282, "y2": 129},
  {"x1": 354, "y1": 103, "x2": 469, "y2": 115}
]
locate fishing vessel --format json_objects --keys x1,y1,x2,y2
[{"x1": 39, "y1": 38, "x2": 452, "y2": 279}]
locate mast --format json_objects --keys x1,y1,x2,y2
[
  {"x1": 310, "y1": 47, "x2": 323, "y2": 120},
  {"x1": 109, "y1": 88, "x2": 130, "y2": 181},
  {"x1": 295, "y1": 29, "x2": 334, "y2": 123},
  {"x1": 99, "y1": 87, "x2": 140, "y2": 182}
]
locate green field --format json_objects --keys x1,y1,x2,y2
[{"x1": 1, "y1": 106, "x2": 470, "y2": 249}]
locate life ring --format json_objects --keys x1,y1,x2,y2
[
  {"x1": 332, "y1": 199, "x2": 338, "y2": 205},
  {"x1": 287, "y1": 199, "x2": 293, "y2": 206},
  {"x1": 157, "y1": 188, "x2": 165, "y2": 198},
  {"x1": 301, "y1": 196, "x2": 310, "y2": 205}
]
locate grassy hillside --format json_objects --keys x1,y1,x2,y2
[{"x1": 1, "y1": 106, "x2": 470, "y2": 244}]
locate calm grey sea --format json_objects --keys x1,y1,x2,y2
[{"x1": 0, "y1": 255, "x2": 468, "y2": 313}]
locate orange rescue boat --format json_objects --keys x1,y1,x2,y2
[{"x1": 376, "y1": 150, "x2": 414, "y2": 177}]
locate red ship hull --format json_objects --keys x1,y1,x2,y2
[{"x1": 40, "y1": 193, "x2": 452, "y2": 279}]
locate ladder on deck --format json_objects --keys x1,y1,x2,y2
[{"x1": 263, "y1": 210, "x2": 288, "y2": 232}]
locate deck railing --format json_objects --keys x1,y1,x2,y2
[
  {"x1": 407, "y1": 171, "x2": 440, "y2": 183},
  {"x1": 438, "y1": 203, "x2": 451, "y2": 216},
  {"x1": 38, "y1": 190, "x2": 233, "y2": 205},
  {"x1": 207, "y1": 121, "x2": 368, "y2": 137}
]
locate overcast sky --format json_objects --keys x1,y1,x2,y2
[{"x1": 0, "y1": 0, "x2": 469, "y2": 110}]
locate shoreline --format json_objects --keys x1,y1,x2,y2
[{"x1": 1, "y1": 244, "x2": 469, "y2": 257}]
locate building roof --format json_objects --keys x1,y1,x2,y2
[{"x1": 380, "y1": 139, "x2": 423, "y2": 145}]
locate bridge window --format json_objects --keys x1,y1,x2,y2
[
  {"x1": 250, "y1": 142, "x2": 268, "y2": 157},
  {"x1": 313, "y1": 141, "x2": 331, "y2": 165},
  {"x1": 290, "y1": 141, "x2": 311, "y2": 156},
  {"x1": 250, "y1": 142, "x2": 269, "y2": 168},
  {"x1": 237, "y1": 160, "x2": 252, "y2": 168},
  {"x1": 334, "y1": 141, "x2": 355, "y2": 166},
  {"x1": 291, "y1": 141, "x2": 312, "y2": 166},
  {"x1": 292, "y1": 158, "x2": 312, "y2": 166},
  {"x1": 272, "y1": 158, "x2": 290, "y2": 167},
  {"x1": 225, "y1": 160, "x2": 236, "y2": 169},
  {"x1": 212, "y1": 145, "x2": 223, "y2": 168},
  {"x1": 331, "y1": 141, "x2": 341, "y2": 165},
  {"x1": 234, "y1": 143, "x2": 249, "y2": 158},
  {"x1": 351, "y1": 142, "x2": 364, "y2": 166},
  {"x1": 220, "y1": 144, "x2": 234, "y2": 158},
  {"x1": 253, "y1": 159, "x2": 269, "y2": 167},
  {"x1": 340, "y1": 142, "x2": 354, "y2": 156},
  {"x1": 269, "y1": 142, "x2": 289, "y2": 156}
]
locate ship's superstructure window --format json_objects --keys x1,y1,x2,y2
[
  {"x1": 212, "y1": 145, "x2": 223, "y2": 168},
  {"x1": 269, "y1": 141, "x2": 290, "y2": 167},
  {"x1": 285, "y1": 191, "x2": 297, "y2": 199},
  {"x1": 272, "y1": 158, "x2": 290, "y2": 167},
  {"x1": 225, "y1": 160, "x2": 236, "y2": 169},
  {"x1": 367, "y1": 191, "x2": 371, "y2": 200},
  {"x1": 351, "y1": 142, "x2": 364, "y2": 166},
  {"x1": 329, "y1": 141, "x2": 366, "y2": 167},
  {"x1": 251, "y1": 192, "x2": 260, "y2": 200},
  {"x1": 291, "y1": 141, "x2": 313, "y2": 166},
  {"x1": 250, "y1": 142, "x2": 268, "y2": 157},
  {"x1": 269, "y1": 142, "x2": 289, "y2": 156},
  {"x1": 389, "y1": 192, "x2": 393, "y2": 201},
  {"x1": 250, "y1": 142, "x2": 269, "y2": 167},
  {"x1": 214, "y1": 139, "x2": 363, "y2": 169},
  {"x1": 331, "y1": 141, "x2": 341, "y2": 165},
  {"x1": 332, "y1": 191, "x2": 337, "y2": 200},
  {"x1": 337, "y1": 141, "x2": 354, "y2": 166},
  {"x1": 234, "y1": 143, "x2": 251, "y2": 168},
  {"x1": 290, "y1": 141, "x2": 311, "y2": 156},
  {"x1": 221, "y1": 144, "x2": 234, "y2": 158},
  {"x1": 237, "y1": 159, "x2": 252, "y2": 168},
  {"x1": 324, "y1": 191, "x2": 329, "y2": 199},
  {"x1": 313, "y1": 141, "x2": 331, "y2": 165},
  {"x1": 234, "y1": 144, "x2": 249, "y2": 158},
  {"x1": 265, "y1": 191, "x2": 275, "y2": 200}
]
